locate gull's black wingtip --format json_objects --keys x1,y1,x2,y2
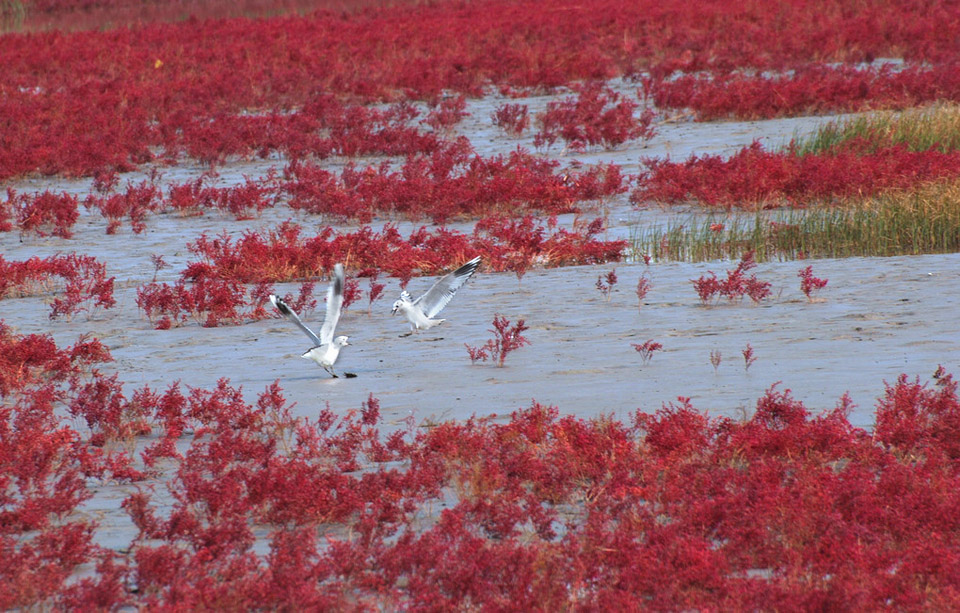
[
  {"x1": 459, "y1": 255, "x2": 482, "y2": 274},
  {"x1": 270, "y1": 294, "x2": 294, "y2": 317}
]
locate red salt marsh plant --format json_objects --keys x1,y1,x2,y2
[
  {"x1": 798, "y1": 265, "x2": 828, "y2": 300},
  {"x1": 595, "y1": 268, "x2": 617, "y2": 301},
  {"x1": 645, "y1": 62, "x2": 960, "y2": 121},
  {"x1": 4, "y1": 0, "x2": 960, "y2": 181},
  {"x1": 534, "y1": 82, "x2": 655, "y2": 151},
  {"x1": 632, "y1": 140, "x2": 960, "y2": 209},
  {"x1": 0, "y1": 325, "x2": 143, "y2": 611},
  {"x1": 0, "y1": 254, "x2": 115, "y2": 320},
  {"x1": 83, "y1": 180, "x2": 161, "y2": 234},
  {"x1": 175, "y1": 217, "x2": 625, "y2": 287},
  {"x1": 363, "y1": 269, "x2": 386, "y2": 314},
  {"x1": 4, "y1": 190, "x2": 79, "y2": 239},
  {"x1": 491, "y1": 103, "x2": 530, "y2": 136},
  {"x1": 635, "y1": 273, "x2": 651, "y2": 309},
  {"x1": 423, "y1": 95, "x2": 469, "y2": 133},
  {"x1": 465, "y1": 315, "x2": 530, "y2": 367},
  {"x1": 742, "y1": 343, "x2": 757, "y2": 371},
  {"x1": 0, "y1": 323, "x2": 112, "y2": 398},
  {"x1": 632, "y1": 339, "x2": 662, "y2": 365},
  {"x1": 51, "y1": 371, "x2": 960, "y2": 609},
  {"x1": 5, "y1": 354, "x2": 960, "y2": 608},
  {"x1": 136, "y1": 276, "x2": 317, "y2": 329},
  {"x1": 281, "y1": 145, "x2": 627, "y2": 224},
  {"x1": 691, "y1": 251, "x2": 771, "y2": 305}
]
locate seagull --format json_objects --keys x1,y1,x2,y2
[
  {"x1": 391, "y1": 256, "x2": 481, "y2": 335},
  {"x1": 269, "y1": 263, "x2": 349, "y2": 377}
]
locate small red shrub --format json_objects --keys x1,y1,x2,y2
[
  {"x1": 492, "y1": 103, "x2": 530, "y2": 136},
  {"x1": 692, "y1": 251, "x2": 770, "y2": 304},
  {"x1": 632, "y1": 340, "x2": 663, "y2": 365},
  {"x1": 465, "y1": 314, "x2": 530, "y2": 367},
  {"x1": 798, "y1": 265, "x2": 828, "y2": 300},
  {"x1": 534, "y1": 82, "x2": 655, "y2": 151}
]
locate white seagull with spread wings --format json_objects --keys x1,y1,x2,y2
[
  {"x1": 391, "y1": 256, "x2": 481, "y2": 335},
  {"x1": 270, "y1": 263, "x2": 350, "y2": 377}
]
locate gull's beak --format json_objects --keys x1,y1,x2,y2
[{"x1": 391, "y1": 306, "x2": 397, "y2": 315}]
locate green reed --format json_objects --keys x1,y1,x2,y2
[
  {"x1": 632, "y1": 182, "x2": 960, "y2": 263},
  {"x1": 792, "y1": 103, "x2": 960, "y2": 155}
]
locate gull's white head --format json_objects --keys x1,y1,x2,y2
[
  {"x1": 391, "y1": 291, "x2": 412, "y2": 315},
  {"x1": 334, "y1": 335, "x2": 350, "y2": 347}
]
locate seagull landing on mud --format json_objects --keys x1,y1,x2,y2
[
  {"x1": 270, "y1": 263, "x2": 349, "y2": 377},
  {"x1": 391, "y1": 256, "x2": 481, "y2": 336}
]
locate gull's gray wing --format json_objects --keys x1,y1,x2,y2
[
  {"x1": 270, "y1": 294, "x2": 322, "y2": 346},
  {"x1": 318, "y1": 263, "x2": 344, "y2": 345},
  {"x1": 414, "y1": 256, "x2": 481, "y2": 319}
]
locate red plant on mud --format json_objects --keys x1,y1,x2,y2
[
  {"x1": 175, "y1": 217, "x2": 625, "y2": 288},
  {"x1": 632, "y1": 339, "x2": 663, "y2": 365},
  {"x1": 534, "y1": 82, "x2": 655, "y2": 151},
  {"x1": 635, "y1": 273, "x2": 651, "y2": 309},
  {"x1": 742, "y1": 343, "x2": 757, "y2": 371},
  {"x1": 136, "y1": 275, "x2": 316, "y2": 329},
  {"x1": 3, "y1": 0, "x2": 958, "y2": 181},
  {"x1": 282, "y1": 146, "x2": 626, "y2": 224},
  {"x1": 465, "y1": 315, "x2": 530, "y2": 367},
  {"x1": 692, "y1": 251, "x2": 771, "y2": 304},
  {"x1": 710, "y1": 348, "x2": 722, "y2": 372},
  {"x1": 0, "y1": 254, "x2": 115, "y2": 320},
  {"x1": 645, "y1": 62, "x2": 960, "y2": 121},
  {"x1": 364, "y1": 269, "x2": 386, "y2": 314},
  {"x1": 633, "y1": 140, "x2": 960, "y2": 209},
  {"x1": 4, "y1": 344, "x2": 960, "y2": 609},
  {"x1": 0, "y1": 324, "x2": 141, "y2": 610},
  {"x1": 341, "y1": 277, "x2": 362, "y2": 311},
  {"x1": 595, "y1": 268, "x2": 618, "y2": 301},
  {"x1": 5, "y1": 190, "x2": 79, "y2": 238},
  {"x1": 798, "y1": 265, "x2": 828, "y2": 300},
  {"x1": 423, "y1": 95, "x2": 469, "y2": 132},
  {"x1": 84, "y1": 180, "x2": 161, "y2": 234},
  {"x1": 492, "y1": 103, "x2": 530, "y2": 136}
]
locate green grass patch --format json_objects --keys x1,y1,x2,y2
[
  {"x1": 791, "y1": 103, "x2": 960, "y2": 155},
  {"x1": 632, "y1": 181, "x2": 960, "y2": 262}
]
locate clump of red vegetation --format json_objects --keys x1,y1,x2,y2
[
  {"x1": 491, "y1": 103, "x2": 530, "y2": 136},
  {"x1": 83, "y1": 180, "x2": 162, "y2": 234},
  {"x1": 423, "y1": 95, "x2": 469, "y2": 133},
  {"x1": 798, "y1": 265, "x2": 829, "y2": 300},
  {"x1": 595, "y1": 268, "x2": 618, "y2": 301},
  {"x1": 136, "y1": 274, "x2": 321, "y2": 329},
  {"x1": 633, "y1": 140, "x2": 960, "y2": 209},
  {"x1": 465, "y1": 314, "x2": 531, "y2": 366},
  {"x1": 281, "y1": 144, "x2": 627, "y2": 224},
  {"x1": 3, "y1": 0, "x2": 959, "y2": 180},
  {"x1": 632, "y1": 339, "x2": 663, "y2": 364},
  {"x1": 645, "y1": 62, "x2": 960, "y2": 121},
  {"x1": 4, "y1": 189, "x2": 79, "y2": 238},
  {"x1": 692, "y1": 251, "x2": 771, "y2": 304},
  {"x1": 177, "y1": 217, "x2": 626, "y2": 284},
  {"x1": 7, "y1": 357, "x2": 960, "y2": 609},
  {"x1": 0, "y1": 324, "x2": 143, "y2": 610},
  {"x1": 534, "y1": 83, "x2": 655, "y2": 151},
  {"x1": 0, "y1": 254, "x2": 115, "y2": 320}
]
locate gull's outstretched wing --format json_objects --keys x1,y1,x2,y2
[
  {"x1": 318, "y1": 263, "x2": 344, "y2": 346},
  {"x1": 270, "y1": 294, "x2": 322, "y2": 346},
  {"x1": 414, "y1": 256, "x2": 481, "y2": 319}
]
